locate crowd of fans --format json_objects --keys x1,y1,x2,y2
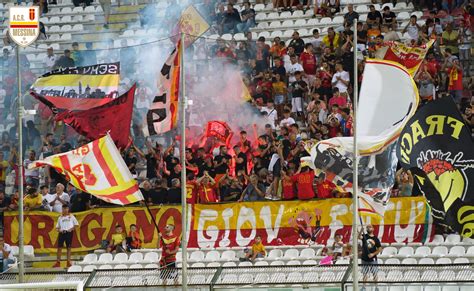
[{"x1": 0, "y1": 0, "x2": 472, "y2": 225}]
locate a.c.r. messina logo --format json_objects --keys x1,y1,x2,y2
[{"x1": 8, "y1": 6, "x2": 40, "y2": 47}]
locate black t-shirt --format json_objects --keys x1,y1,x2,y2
[
  {"x1": 361, "y1": 233, "x2": 382, "y2": 262},
  {"x1": 291, "y1": 80, "x2": 308, "y2": 98},
  {"x1": 235, "y1": 152, "x2": 248, "y2": 174},
  {"x1": 152, "y1": 188, "x2": 168, "y2": 204},
  {"x1": 140, "y1": 188, "x2": 156, "y2": 204},
  {"x1": 145, "y1": 153, "x2": 157, "y2": 179},
  {"x1": 0, "y1": 195, "x2": 11, "y2": 210},
  {"x1": 288, "y1": 38, "x2": 305, "y2": 56},
  {"x1": 383, "y1": 11, "x2": 396, "y2": 24},
  {"x1": 166, "y1": 187, "x2": 182, "y2": 204},
  {"x1": 367, "y1": 11, "x2": 382, "y2": 22},
  {"x1": 214, "y1": 154, "x2": 232, "y2": 174},
  {"x1": 165, "y1": 171, "x2": 181, "y2": 187},
  {"x1": 220, "y1": 186, "x2": 242, "y2": 202},
  {"x1": 124, "y1": 155, "x2": 138, "y2": 175},
  {"x1": 357, "y1": 30, "x2": 368, "y2": 44},
  {"x1": 271, "y1": 65, "x2": 286, "y2": 79},
  {"x1": 164, "y1": 155, "x2": 179, "y2": 172},
  {"x1": 70, "y1": 192, "x2": 90, "y2": 213}
]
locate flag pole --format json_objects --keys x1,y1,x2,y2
[
  {"x1": 179, "y1": 33, "x2": 189, "y2": 291},
  {"x1": 16, "y1": 45, "x2": 25, "y2": 283},
  {"x1": 351, "y1": 19, "x2": 360, "y2": 291}
]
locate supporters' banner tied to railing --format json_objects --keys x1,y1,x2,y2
[
  {"x1": 304, "y1": 60, "x2": 419, "y2": 216},
  {"x1": 375, "y1": 40, "x2": 434, "y2": 76},
  {"x1": 396, "y1": 97, "x2": 474, "y2": 238},
  {"x1": 4, "y1": 198, "x2": 432, "y2": 253},
  {"x1": 33, "y1": 85, "x2": 136, "y2": 149},
  {"x1": 29, "y1": 134, "x2": 143, "y2": 205},
  {"x1": 30, "y1": 62, "x2": 120, "y2": 99},
  {"x1": 145, "y1": 41, "x2": 182, "y2": 136}
]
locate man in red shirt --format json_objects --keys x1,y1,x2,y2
[
  {"x1": 299, "y1": 43, "x2": 317, "y2": 84},
  {"x1": 159, "y1": 224, "x2": 180, "y2": 280},
  {"x1": 328, "y1": 88, "x2": 348, "y2": 108},
  {"x1": 186, "y1": 172, "x2": 198, "y2": 204},
  {"x1": 281, "y1": 168, "x2": 295, "y2": 200},
  {"x1": 316, "y1": 175, "x2": 336, "y2": 198},
  {"x1": 197, "y1": 171, "x2": 219, "y2": 203},
  {"x1": 291, "y1": 165, "x2": 315, "y2": 200}
]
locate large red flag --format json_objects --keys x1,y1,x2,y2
[{"x1": 32, "y1": 85, "x2": 136, "y2": 149}]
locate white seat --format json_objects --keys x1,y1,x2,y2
[
  {"x1": 287, "y1": 260, "x2": 301, "y2": 266},
  {"x1": 398, "y1": 11, "x2": 410, "y2": 20},
  {"x1": 336, "y1": 259, "x2": 350, "y2": 264},
  {"x1": 112, "y1": 277, "x2": 127, "y2": 286},
  {"x1": 222, "y1": 261, "x2": 237, "y2": 267},
  {"x1": 414, "y1": 246, "x2": 431, "y2": 257},
  {"x1": 61, "y1": 16, "x2": 72, "y2": 22},
  {"x1": 10, "y1": 246, "x2": 19, "y2": 256},
  {"x1": 24, "y1": 245, "x2": 34, "y2": 257},
  {"x1": 266, "y1": 12, "x2": 279, "y2": 20},
  {"x1": 292, "y1": 10, "x2": 304, "y2": 18},
  {"x1": 255, "y1": 273, "x2": 270, "y2": 283},
  {"x1": 299, "y1": 248, "x2": 315, "y2": 259},
  {"x1": 380, "y1": 246, "x2": 397, "y2": 257},
  {"x1": 98, "y1": 264, "x2": 112, "y2": 270},
  {"x1": 143, "y1": 252, "x2": 159, "y2": 263},
  {"x1": 303, "y1": 271, "x2": 318, "y2": 282},
  {"x1": 294, "y1": 19, "x2": 306, "y2": 27},
  {"x1": 283, "y1": 249, "x2": 299, "y2": 260},
  {"x1": 402, "y1": 258, "x2": 417, "y2": 264},
  {"x1": 442, "y1": 286, "x2": 460, "y2": 291},
  {"x1": 356, "y1": 5, "x2": 368, "y2": 13},
  {"x1": 114, "y1": 264, "x2": 128, "y2": 269},
  {"x1": 445, "y1": 234, "x2": 461, "y2": 245},
  {"x1": 221, "y1": 274, "x2": 238, "y2": 284},
  {"x1": 220, "y1": 250, "x2": 236, "y2": 261},
  {"x1": 286, "y1": 272, "x2": 302, "y2": 282},
  {"x1": 98, "y1": 253, "x2": 113, "y2": 264},
  {"x1": 239, "y1": 273, "x2": 253, "y2": 284},
  {"x1": 387, "y1": 270, "x2": 403, "y2": 280},
  {"x1": 254, "y1": 261, "x2": 269, "y2": 266},
  {"x1": 61, "y1": 25, "x2": 72, "y2": 32},
  {"x1": 281, "y1": 20, "x2": 294, "y2": 28},
  {"x1": 239, "y1": 261, "x2": 253, "y2": 267},
  {"x1": 436, "y1": 258, "x2": 452, "y2": 264},
  {"x1": 191, "y1": 262, "x2": 205, "y2": 268},
  {"x1": 404, "y1": 270, "x2": 420, "y2": 280},
  {"x1": 60, "y1": 33, "x2": 72, "y2": 41},
  {"x1": 207, "y1": 262, "x2": 221, "y2": 267},
  {"x1": 270, "y1": 272, "x2": 286, "y2": 283},
  {"x1": 398, "y1": 246, "x2": 414, "y2": 257},
  {"x1": 49, "y1": 25, "x2": 61, "y2": 33},
  {"x1": 128, "y1": 252, "x2": 143, "y2": 263},
  {"x1": 270, "y1": 260, "x2": 285, "y2": 266},
  {"x1": 254, "y1": 3, "x2": 265, "y2": 11},
  {"x1": 333, "y1": 16, "x2": 344, "y2": 24},
  {"x1": 432, "y1": 246, "x2": 448, "y2": 257},
  {"x1": 258, "y1": 31, "x2": 270, "y2": 39},
  {"x1": 320, "y1": 17, "x2": 332, "y2": 25},
  {"x1": 453, "y1": 257, "x2": 469, "y2": 264},
  {"x1": 448, "y1": 246, "x2": 465, "y2": 257},
  {"x1": 268, "y1": 249, "x2": 283, "y2": 260},
  {"x1": 61, "y1": 7, "x2": 72, "y2": 14},
  {"x1": 205, "y1": 250, "x2": 220, "y2": 261},
  {"x1": 385, "y1": 258, "x2": 400, "y2": 264},
  {"x1": 128, "y1": 276, "x2": 144, "y2": 286},
  {"x1": 82, "y1": 265, "x2": 97, "y2": 272},
  {"x1": 67, "y1": 265, "x2": 82, "y2": 272},
  {"x1": 320, "y1": 271, "x2": 336, "y2": 281},
  {"x1": 269, "y1": 21, "x2": 282, "y2": 28},
  {"x1": 421, "y1": 270, "x2": 438, "y2": 280},
  {"x1": 418, "y1": 258, "x2": 435, "y2": 264},
  {"x1": 303, "y1": 259, "x2": 318, "y2": 265},
  {"x1": 467, "y1": 246, "x2": 474, "y2": 256},
  {"x1": 221, "y1": 34, "x2": 232, "y2": 41},
  {"x1": 439, "y1": 270, "x2": 456, "y2": 281},
  {"x1": 112, "y1": 253, "x2": 128, "y2": 264},
  {"x1": 72, "y1": 24, "x2": 83, "y2": 32},
  {"x1": 84, "y1": 6, "x2": 95, "y2": 13},
  {"x1": 145, "y1": 263, "x2": 158, "y2": 268},
  {"x1": 129, "y1": 264, "x2": 143, "y2": 269}
]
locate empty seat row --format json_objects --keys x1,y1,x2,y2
[
  {"x1": 380, "y1": 245, "x2": 474, "y2": 258},
  {"x1": 80, "y1": 252, "x2": 160, "y2": 265},
  {"x1": 220, "y1": 270, "x2": 342, "y2": 284},
  {"x1": 384, "y1": 257, "x2": 470, "y2": 265},
  {"x1": 41, "y1": 14, "x2": 95, "y2": 25}
]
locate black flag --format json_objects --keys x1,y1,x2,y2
[{"x1": 396, "y1": 97, "x2": 474, "y2": 238}]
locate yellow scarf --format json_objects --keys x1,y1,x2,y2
[{"x1": 449, "y1": 67, "x2": 458, "y2": 86}]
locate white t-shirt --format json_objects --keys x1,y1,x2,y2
[
  {"x1": 56, "y1": 214, "x2": 79, "y2": 232},
  {"x1": 332, "y1": 70, "x2": 350, "y2": 93},
  {"x1": 24, "y1": 159, "x2": 39, "y2": 178},
  {"x1": 280, "y1": 117, "x2": 296, "y2": 128},
  {"x1": 287, "y1": 63, "x2": 304, "y2": 83},
  {"x1": 1, "y1": 243, "x2": 14, "y2": 260},
  {"x1": 42, "y1": 54, "x2": 57, "y2": 70},
  {"x1": 406, "y1": 24, "x2": 419, "y2": 40},
  {"x1": 261, "y1": 106, "x2": 278, "y2": 127},
  {"x1": 43, "y1": 192, "x2": 70, "y2": 213}
]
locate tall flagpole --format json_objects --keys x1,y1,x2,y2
[
  {"x1": 179, "y1": 32, "x2": 189, "y2": 291},
  {"x1": 351, "y1": 19, "x2": 359, "y2": 291},
  {"x1": 16, "y1": 45, "x2": 25, "y2": 283}
]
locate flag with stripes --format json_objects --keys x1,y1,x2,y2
[{"x1": 29, "y1": 135, "x2": 143, "y2": 205}]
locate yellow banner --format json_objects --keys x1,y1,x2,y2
[{"x1": 4, "y1": 197, "x2": 432, "y2": 254}]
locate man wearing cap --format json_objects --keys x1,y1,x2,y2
[{"x1": 53, "y1": 50, "x2": 75, "y2": 70}]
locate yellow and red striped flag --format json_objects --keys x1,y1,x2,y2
[{"x1": 29, "y1": 135, "x2": 143, "y2": 205}]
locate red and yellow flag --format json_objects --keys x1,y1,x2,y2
[{"x1": 29, "y1": 135, "x2": 143, "y2": 205}]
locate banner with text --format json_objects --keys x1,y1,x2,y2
[{"x1": 4, "y1": 197, "x2": 432, "y2": 254}]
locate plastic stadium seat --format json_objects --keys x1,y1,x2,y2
[
  {"x1": 60, "y1": 33, "x2": 72, "y2": 41},
  {"x1": 268, "y1": 249, "x2": 283, "y2": 260},
  {"x1": 266, "y1": 12, "x2": 279, "y2": 20},
  {"x1": 404, "y1": 270, "x2": 420, "y2": 281},
  {"x1": 398, "y1": 246, "x2": 415, "y2": 257},
  {"x1": 387, "y1": 270, "x2": 403, "y2": 280},
  {"x1": 145, "y1": 263, "x2": 158, "y2": 269},
  {"x1": 129, "y1": 264, "x2": 143, "y2": 269},
  {"x1": 303, "y1": 259, "x2": 318, "y2": 265},
  {"x1": 292, "y1": 10, "x2": 304, "y2": 18},
  {"x1": 207, "y1": 262, "x2": 221, "y2": 267},
  {"x1": 467, "y1": 246, "x2": 474, "y2": 256},
  {"x1": 84, "y1": 6, "x2": 95, "y2": 13},
  {"x1": 255, "y1": 261, "x2": 269, "y2": 266},
  {"x1": 270, "y1": 31, "x2": 283, "y2": 38},
  {"x1": 49, "y1": 25, "x2": 60, "y2": 33},
  {"x1": 255, "y1": 14, "x2": 266, "y2": 21},
  {"x1": 269, "y1": 21, "x2": 282, "y2": 28},
  {"x1": 280, "y1": 11, "x2": 292, "y2": 18},
  {"x1": 303, "y1": 271, "x2": 318, "y2": 282},
  {"x1": 432, "y1": 246, "x2": 448, "y2": 257},
  {"x1": 320, "y1": 17, "x2": 332, "y2": 25},
  {"x1": 294, "y1": 19, "x2": 307, "y2": 27},
  {"x1": 307, "y1": 18, "x2": 319, "y2": 26},
  {"x1": 220, "y1": 250, "x2": 236, "y2": 261},
  {"x1": 356, "y1": 5, "x2": 369, "y2": 13},
  {"x1": 128, "y1": 252, "x2": 143, "y2": 263},
  {"x1": 112, "y1": 253, "x2": 128, "y2": 264},
  {"x1": 82, "y1": 265, "x2": 97, "y2": 272},
  {"x1": 320, "y1": 272, "x2": 336, "y2": 281},
  {"x1": 239, "y1": 261, "x2": 252, "y2": 267},
  {"x1": 407, "y1": 286, "x2": 422, "y2": 291},
  {"x1": 271, "y1": 272, "x2": 286, "y2": 283},
  {"x1": 299, "y1": 248, "x2": 315, "y2": 259},
  {"x1": 332, "y1": 16, "x2": 344, "y2": 24},
  {"x1": 286, "y1": 260, "x2": 301, "y2": 266},
  {"x1": 99, "y1": 264, "x2": 112, "y2": 270},
  {"x1": 255, "y1": 273, "x2": 270, "y2": 283},
  {"x1": 222, "y1": 262, "x2": 237, "y2": 267},
  {"x1": 10, "y1": 246, "x2": 19, "y2": 256},
  {"x1": 61, "y1": 7, "x2": 72, "y2": 14},
  {"x1": 67, "y1": 265, "x2": 82, "y2": 272},
  {"x1": 283, "y1": 249, "x2": 299, "y2": 260},
  {"x1": 336, "y1": 259, "x2": 350, "y2": 264},
  {"x1": 205, "y1": 250, "x2": 220, "y2": 261},
  {"x1": 281, "y1": 20, "x2": 293, "y2": 28},
  {"x1": 461, "y1": 237, "x2": 474, "y2": 245},
  {"x1": 114, "y1": 264, "x2": 128, "y2": 269},
  {"x1": 258, "y1": 31, "x2": 271, "y2": 39},
  {"x1": 381, "y1": 246, "x2": 397, "y2": 257},
  {"x1": 436, "y1": 258, "x2": 452, "y2": 264},
  {"x1": 143, "y1": 252, "x2": 159, "y2": 263},
  {"x1": 98, "y1": 253, "x2": 113, "y2": 264},
  {"x1": 239, "y1": 273, "x2": 253, "y2": 284},
  {"x1": 453, "y1": 258, "x2": 469, "y2": 264},
  {"x1": 128, "y1": 276, "x2": 143, "y2": 285},
  {"x1": 414, "y1": 246, "x2": 431, "y2": 257},
  {"x1": 254, "y1": 4, "x2": 265, "y2": 11},
  {"x1": 442, "y1": 286, "x2": 460, "y2": 291},
  {"x1": 72, "y1": 24, "x2": 83, "y2": 32},
  {"x1": 398, "y1": 11, "x2": 410, "y2": 20},
  {"x1": 191, "y1": 262, "x2": 205, "y2": 268},
  {"x1": 402, "y1": 258, "x2": 417, "y2": 265},
  {"x1": 221, "y1": 34, "x2": 232, "y2": 41},
  {"x1": 62, "y1": 15, "x2": 72, "y2": 22},
  {"x1": 222, "y1": 274, "x2": 238, "y2": 284},
  {"x1": 385, "y1": 258, "x2": 401, "y2": 264},
  {"x1": 449, "y1": 246, "x2": 466, "y2": 257},
  {"x1": 421, "y1": 270, "x2": 438, "y2": 280},
  {"x1": 439, "y1": 270, "x2": 456, "y2": 281},
  {"x1": 418, "y1": 258, "x2": 435, "y2": 264},
  {"x1": 283, "y1": 30, "x2": 294, "y2": 38},
  {"x1": 113, "y1": 277, "x2": 127, "y2": 286},
  {"x1": 72, "y1": 7, "x2": 83, "y2": 13},
  {"x1": 234, "y1": 33, "x2": 245, "y2": 41},
  {"x1": 270, "y1": 260, "x2": 285, "y2": 266},
  {"x1": 287, "y1": 272, "x2": 302, "y2": 282}
]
